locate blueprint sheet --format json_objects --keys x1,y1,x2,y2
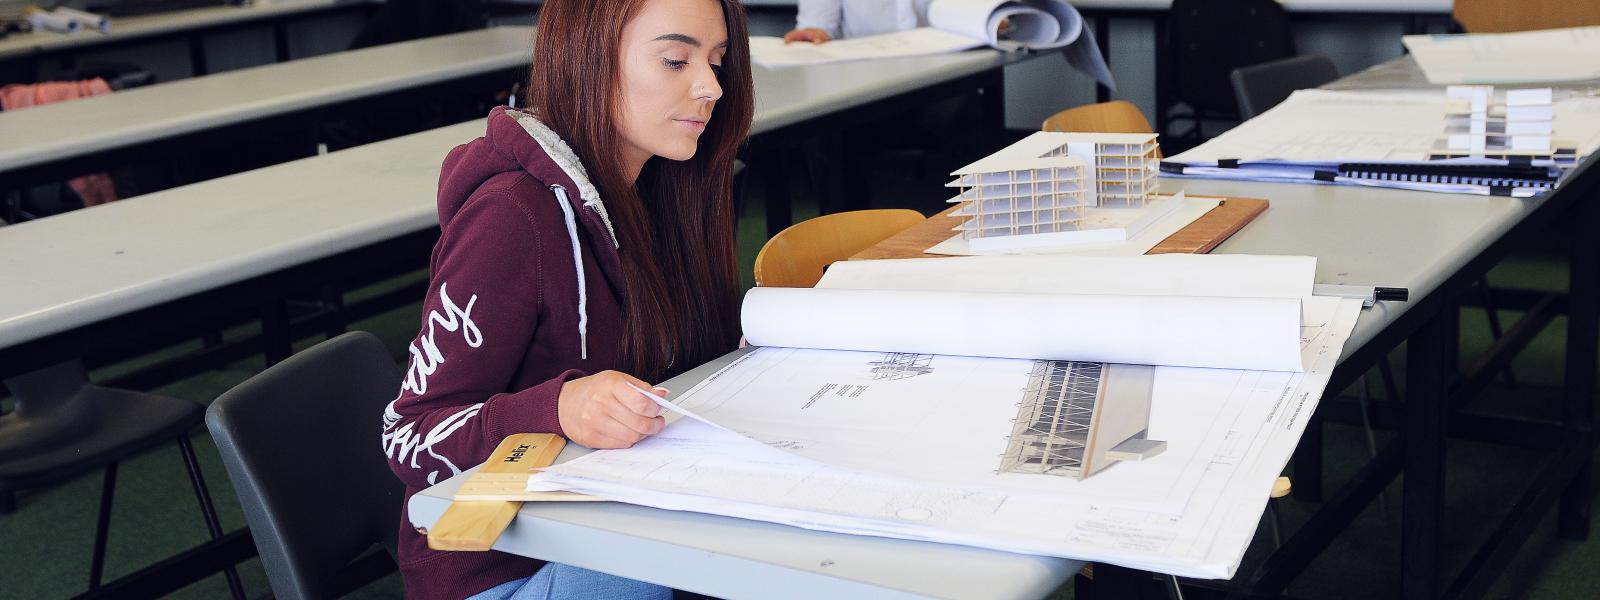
[{"x1": 532, "y1": 295, "x2": 1364, "y2": 578}]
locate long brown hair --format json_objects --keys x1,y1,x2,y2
[{"x1": 528, "y1": 0, "x2": 753, "y2": 382}]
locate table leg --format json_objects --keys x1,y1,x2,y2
[
  {"x1": 1559, "y1": 185, "x2": 1599, "y2": 540},
  {"x1": 1083, "y1": 563, "x2": 1151, "y2": 599},
  {"x1": 761, "y1": 141, "x2": 792, "y2": 238},
  {"x1": 1403, "y1": 310, "x2": 1450, "y2": 599},
  {"x1": 260, "y1": 300, "x2": 291, "y2": 366},
  {"x1": 977, "y1": 71, "x2": 1006, "y2": 155},
  {"x1": 1152, "y1": 14, "x2": 1169, "y2": 138},
  {"x1": 187, "y1": 35, "x2": 209, "y2": 77},
  {"x1": 1094, "y1": 16, "x2": 1112, "y2": 103},
  {"x1": 273, "y1": 20, "x2": 292, "y2": 63}
]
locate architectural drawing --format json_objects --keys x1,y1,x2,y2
[
  {"x1": 1000, "y1": 361, "x2": 1164, "y2": 480},
  {"x1": 948, "y1": 131, "x2": 1161, "y2": 251},
  {"x1": 867, "y1": 352, "x2": 936, "y2": 381}
]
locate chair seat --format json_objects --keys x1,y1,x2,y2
[{"x1": 0, "y1": 386, "x2": 202, "y2": 485}]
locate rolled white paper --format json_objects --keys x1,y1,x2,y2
[{"x1": 741, "y1": 287, "x2": 1305, "y2": 372}]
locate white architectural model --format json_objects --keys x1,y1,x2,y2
[
  {"x1": 949, "y1": 131, "x2": 1161, "y2": 251},
  {"x1": 1435, "y1": 86, "x2": 1578, "y2": 167}
]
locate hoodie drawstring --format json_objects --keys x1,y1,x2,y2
[{"x1": 550, "y1": 185, "x2": 588, "y2": 359}]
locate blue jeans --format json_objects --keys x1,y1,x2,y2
[{"x1": 467, "y1": 563, "x2": 672, "y2": 600}]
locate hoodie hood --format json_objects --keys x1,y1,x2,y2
[{"x1": 437, "y1": 107, "x2": 617, "y2": 248}]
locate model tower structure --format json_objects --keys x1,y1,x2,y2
[{"x1": 949, "y1": 131, "x2": 1160, "y2": 251}]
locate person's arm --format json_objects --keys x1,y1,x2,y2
[
  {"x1": 382, "y1": 192, "x2": 662, "y2": 489},
  {"x1": 786, "y1": 0, "x2": 841, "y2": 43}
]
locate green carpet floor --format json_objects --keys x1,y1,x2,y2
[{"x1": 2, "y1": 152, "x2": 1595, "y2": 599}]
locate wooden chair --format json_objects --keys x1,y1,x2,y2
[
  {"x1": 1454, "y1": 0, "x2": 1600, "y2": 33},
  {"x1": 754, "y1": 209, "x2": 927, "y2": 288},
  {"x1": 1041, "y1": 100, "x2": 1163, "y2": 158},
  {"x1": 1041, "y1": 100, "x2": 1154, "y2": 135}
]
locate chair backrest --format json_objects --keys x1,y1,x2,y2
[
  {"x1": 1041, "y1": 100, "x2": 1155, "y2": 135},
  {"x1": 1454, "y1": 0, "x2": 1600, "y2": 33},
  {"x1": 207, "y1": 332, "x2": 405, "y2": 600},
  {"x1": 1041, "y1": 100, "x2": 1162, "y2": 157},
  {"x1": 1229, "y1": 54, "x2": 1340, "y2": 120},
  {"x1": 1166, "y1": 0, "x2": 1294, "y2": 115},
  {"x1": 754, "y1": 209, "x2": 927, "y2": 288}
]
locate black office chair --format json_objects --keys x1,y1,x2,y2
[
  {"x1": 1161, "y1": 0, "x2": 1294, "y2": 149},
  {"x1": 1229, "y1": 54, "x2": 1340, "y2": 119},
  {"x1": 0, "y1": 361, "x2": 245, "y2": 598},
  {"x1": 207, "y1": 331, "x2": 405, "y2": 600}
]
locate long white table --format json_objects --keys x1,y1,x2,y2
[
  {"x1": 403, "y1": 175, "x2": 1551, "y2": 600},
  {"x1": 0, "y1": 46, "x2": 1017, "y2": 355},
  {"x1": 0, "y1": 0, "x2": 373, "y2": 62},
  {"x1": 0, "y1": 25, "x2": 535, "y2": 190}
]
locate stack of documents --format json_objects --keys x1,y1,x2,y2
[
  {"x1": 1163, "y1": 89, "x2": 1600, "y2": 197},
  {"x1": 528, "y1": 255, "x2": 1366, "y2": 578},
  {"x1": 1401, "y1": 26, "x2": 1600, "y2": 85}
]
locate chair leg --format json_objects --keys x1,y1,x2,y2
[
  {"x1": 90, "y1": 462, "x2": 118, "y2": 590},
  {"x1": 177, "y1": 434, "x2": 247, "y2": 600},
  {"x1": 1476, "y1": 277, "x2": 1518, "y2": 386}
]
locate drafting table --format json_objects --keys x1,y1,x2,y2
[
  {"x1": 0, "y1": 0, "x2": 376, "y2": 73},
  {"x1": 408, "y1": 58, "x2": 1599, "y2": 599},
  {"x1": 0, "y1": 25, "x2": 535, "y2": 194}
]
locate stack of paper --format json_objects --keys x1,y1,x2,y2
[
  {"x1": 1401, "y1": 26, "x2": 1600, "y2": 85},
  {"x1": 528, "y1": 255, "x2": 1366, "y2": 578}
]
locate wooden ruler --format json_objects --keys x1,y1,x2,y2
[{"x1": 427, "y1": 433, "x2": 601, "y2": 552}]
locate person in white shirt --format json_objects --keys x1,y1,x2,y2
[{"x1": 783, "y1": 0, "x2": 935, "y2": 43}]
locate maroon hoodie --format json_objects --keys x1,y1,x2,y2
[{"x1": 382, "y1": 107, "x2": 629, "y2": 598}]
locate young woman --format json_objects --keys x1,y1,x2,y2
[{"x1": 381, "y1": 0, "x2": 753, "y2": 596}]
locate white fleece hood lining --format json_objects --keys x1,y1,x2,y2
[{"x1": 508, "y1": 110, "x2": 619, "y2": 249}]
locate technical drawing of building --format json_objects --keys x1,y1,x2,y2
[
  {"x1": 999, "y1": 361, "x2": 1165, "y2": 480},
  {"x1": 867, "y1": 352, "x2": 936, "y2": 381},
  {"x1": 948, "y1": 131, "x2": 1161, "y2": 251}
]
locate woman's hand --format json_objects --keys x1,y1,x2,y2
[
  {"x1": 783, "y1": 28, "x2": 831, "y2": 44},
  {"x1": 557, "y1": 370, "x2": 667, "y2": 449}
]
